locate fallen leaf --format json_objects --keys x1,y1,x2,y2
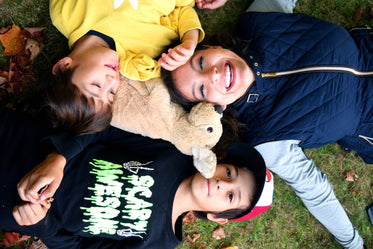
[
  {"x1": 344, "y1": 169, "x2": 359, "y2": 182},
  {"x1": 199, "y1": 244, "x2": 206, "y2": 248},
  {"x1": 26, "y1": 39, "x2": 41, "y2": 61},
  {"x1": 2, "y1": 232, "x2": 31, "y2": 246},
  {"x1": 29, "y1": 239, "x2": 49, "y2": 249},
  {"x1": 244, "y1": 224, "x2": 248, "y2": 234},
  {"x1": 349, "y1": 188, "x2": 359, "y2": 196},
  {"x1": 183, "y1": 211, "x2": 198, "y2": 225},
  {"x1": 354, "y1": 6, "x2": 363, "y2": 22},
  {"x1": 0, "y1": 24, "x2": 24, "y2": 56},
  {"x1": 212, "y1": 225, "x2": 225, "y2": 240}
]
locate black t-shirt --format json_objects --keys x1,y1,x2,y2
[{"x1": 0, "y1": 109, "x2": 195, "y2": 249}]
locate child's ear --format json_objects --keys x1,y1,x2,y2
[
  {"x1": 52, "y1": 57, "x2": 73, "y2": 75},
  {"x1": 206, "y1": 213, "x2": 228, "y2": 224}
]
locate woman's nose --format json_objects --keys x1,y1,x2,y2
[{"x1": 209, "y1": 66, "x2": 219, "y2": 85}]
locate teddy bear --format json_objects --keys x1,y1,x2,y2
[{"x1": 110, "y1": 75, "x2": 223, "y2": 178}]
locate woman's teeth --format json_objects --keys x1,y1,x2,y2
[{"x1": 225, "y1": 64, "x2": 232, "y2": 88}]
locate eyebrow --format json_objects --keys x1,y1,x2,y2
[
  {"x1": 235, "y1": 166, "x2": 242, "y2": 205},
  {"x1": 189, "y1": 54, "x2": 199, "y2": 101}
]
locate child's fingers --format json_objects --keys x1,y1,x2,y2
[
  {"x1": 167, "y1": 48, "x2": 185, "y2": 62},
  {"x1": 13, "y1": 203, "x2": 50, "y2": 226},
  {"x1": 158, "y1": 58, "x2": 176, "y2": 71}
]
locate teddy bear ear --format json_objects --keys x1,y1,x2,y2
[
  {"x1": 214, "y1": 105, "x2": 223, "y2": 114},
  {"x1": 191, "y1": 145, "x2": 217, "y2": 178}
]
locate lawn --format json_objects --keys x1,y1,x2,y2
[{"x1": 0, "y1": 0, "x2": 372, "y2": 248}]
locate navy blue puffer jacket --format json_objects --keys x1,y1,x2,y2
[{"x1": 233, "y1": 12, "x2": 373, "y2": 162}]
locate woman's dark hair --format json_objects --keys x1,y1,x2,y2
[{"x1": 39, "y1": 68, "x2": 112, "y2": 135}]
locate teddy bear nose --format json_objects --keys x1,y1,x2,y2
[
  {"x1": 207, "y1": 127, "x2": 213, "y2": 133},
  {"x1": 214, "y1": 105, "x2": 223, "y2": 114}
]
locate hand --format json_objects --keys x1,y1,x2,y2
[
  {"x1": 196, "y1": 0, "x2": 227, "y2": 9},
  {"x1": 17, "y1": 152, "x2": 66, "y2": 206},
  {"x1": 158, "y1": 29, "x2": 199, "y2": 71},
  {"x1": 158, "y1": 44, "x2": 194, "y2": 71},
  {"x1": 13, "y1": 202, "x2": 51, "y2": 226}
]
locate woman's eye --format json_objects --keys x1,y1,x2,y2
[
  {"x1": 199, "y1": 56, "x2": 204, "y2": 70},
  {"x1": 93, "y1": 83, "x2": 101, "y2": 88},
  {"x1": 200, "y1": 84, "x2": 205, "y2": 99},
  {"x1": 110, "y1": 91, "x2": 116, "y2": 95},
  {"x1": 226, "y1": 168, "x2": 231, "y2": 179},
  {"x1": 229, "y1": 192, "x2": 233, "y2": 202}
]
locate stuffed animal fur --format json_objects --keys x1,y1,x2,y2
[{"x1": 111, "y1": 75, "x2": 223, "y2": 178}]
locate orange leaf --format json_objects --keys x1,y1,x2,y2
[
  {"x1": 212, "y1": 225, "x2": 225, "y2": 240},
  {"x1": 0, "y1": 24, "x2": 25, "y2": 56}
]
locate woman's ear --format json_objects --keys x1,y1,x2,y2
[
  {"x1": 206, "y1": 213, "x2": 228, "y2": 224},
  {"x1": 52, "y1": 57, "x2": 73, "y2": 75}
]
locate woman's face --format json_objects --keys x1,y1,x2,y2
[
  {"x1": 190, "y1": 163, "x2": 255, "y2": 213},
  {"x1": 171, "y1": 46, "x2": 254, "y2": 109}
]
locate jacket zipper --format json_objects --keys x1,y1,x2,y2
[{"x1": 261, "y1": 65, "x2": 373, "y2": 78}]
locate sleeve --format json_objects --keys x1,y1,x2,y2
[
  {"x1": 254, "y1": 140, "x2": 364, "y2": 249},
  {"x1": 172, "y1": 6, "x2": 205, "y2": 43},
  {"x1": 46, "y1": 127, "x2": 133, "y2": 162}
]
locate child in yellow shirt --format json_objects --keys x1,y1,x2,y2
[{"x1": 47, "y1": 0, "x2": 204, "y2": 134}]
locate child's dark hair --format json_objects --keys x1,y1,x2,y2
[
  {"x1": 193, "y1": 142, "x2": 266, "y2": 221},
  {"x1": 41, "y1": 68, "x2": 112, "y2": 135}
]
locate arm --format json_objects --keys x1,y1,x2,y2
[
  {"x1": 17, "y1": 152, "x2": 66, "y2": 205},
  {"x1": 158, "y1": 28, "x2": 199, "y2": 71},
  {"x1": 254, "y1": 140, "x2": 364, "y2": 249},
  {"x1": 195, "y1": 0, "x2": 227, "y2": 9}
]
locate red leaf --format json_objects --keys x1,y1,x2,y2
[{"x1": 2, "y1": 232, "x2": 30, "y2": 246}]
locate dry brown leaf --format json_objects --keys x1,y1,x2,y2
[
  {"x1": 212, "y1": 225, "x2": 225, "y2": 240},
  {"x1": 29, "y1": 239, "x2": 49, "y2": 249},
  {"x1": 344, "y1": 169, "x2": 359, "y2": 182},
  {"x1": 183, "y1": 211, "x2": 198, "y2": 225},
  {"x1": 354, "y1": 6, "x2": 363, "y2": 22},
  {"x1": 349, "y1": 188, "x2": 359, "y2": 196}
]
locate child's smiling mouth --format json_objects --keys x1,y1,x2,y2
[{"x1": 105, "y1": 63, "x2": 119, "y2": 72}]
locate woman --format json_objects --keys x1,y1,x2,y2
[
  {"x1": 160, "y1": 2, "x2": 369, "y2": 249},
  {"x1": 0, "y1": 108, "x2": 268, "y2": 249}
]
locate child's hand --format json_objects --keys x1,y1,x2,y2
[
  {"x1": 196, "y1": 0, "x2": 227, "y2": 9},
  {"x1": 17, "y1": 152, "x2": 66, "y2": 207},
  {"x1": 13, "y1": 202, "x2": 51, "y2": 226},
  {"x1": 158, "y1": 43, "x2": 195, "y2": 71},
  {"x1": 158, "y1": 29, "x2": 199, "y2": 71}
]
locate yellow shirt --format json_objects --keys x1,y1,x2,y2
[{"x1": 50, "y1": 0, "x2": 204, "y2": 80}]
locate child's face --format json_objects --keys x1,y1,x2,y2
[
  {"x1": 190, "y1": 163, "x2": 255, "y2": 213},
  {"x1": 71, "y1": 46, "x2": 120, "y2": 105}
]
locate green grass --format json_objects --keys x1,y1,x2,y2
[{"x1": 0, "y1": 0, "x2": 372, "y2": 248}]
